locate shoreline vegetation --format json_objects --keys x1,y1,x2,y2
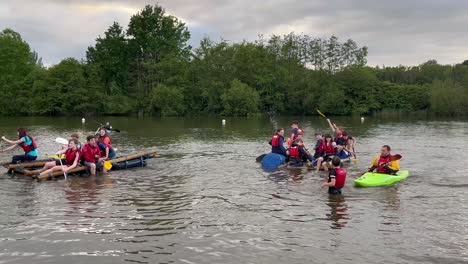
[{"x1": 1, "y1": 4, "x2": 467, "y2": 117}]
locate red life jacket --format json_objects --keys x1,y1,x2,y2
[
  {"x1": 271, "y1": 134, "x2": 280, "y2": 147},
  {"x1": 20, "y1": 136, "x2": 37, "y2": 154},
  {"x1": 99, "y1": 136, "x2": 112, "y2": 147},
  {"x1": 325, "y1": 141, "x2": 335, "y2": 156},
  {"x1": 315, "y1": 139, "x2": 326, "y2": 155},
  {"x1": 65, "y1": 148, "x2": 80, "y2": 166},
  {"x1": 289, "y1": 146, "x2": 301, "y2": 159},
  {"x1": 334, "y1": 168, "x2": 347, "y2": 188},
  {"x1": 376, "y1": 155, "x2": 392, "y2": 174}
]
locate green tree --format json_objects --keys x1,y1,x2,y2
[
  {"x1": 86, "y1": 22, "x2": 129, "y2": 95},
  {"x1": 222, "y1": 79, "x2": 259, "y2": 116},
  {"x1": 0, "y1": 29, "x2": 38, "y2": 115},
  {"x1": 127, "y1": 4, "x2": 191, "y2": 111},
  {"x1": 430, "y1": 80, "x2": 467, "y2": 115},
  {"x1": 151, "y1": 84, "x2": 185, "y2": 116}
]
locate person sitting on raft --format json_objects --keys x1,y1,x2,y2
[
  {"x1": 81, "y1": 135, "x2": 107, "y2": 175},
  {"x1": 336, "y1": 131, "x2": 355, "y2": 158},
  {"x1": 97, "y1": 128, "x2": 116, "y2": 159},
  {"x1": 312, "y1": 132, "x2": 325, "y2": 166},
  {"x1": 0, "y1": 128, "x2": 38, "y2": 164},
  {"x1": 326, "y1": 118, "x2": 355, "y2": 158},
  {"x1": 321, "y1": 156, "x2": 347, "y2": 195},
  {"x1": 36, "y1": 139, "x2": 81, "y2": 178},
  {"x1": 316, "y1": 133, "x2": 336, "y2": 172},
  {"x1": 269, "y1": 128, "x2": 288, "y2": 157},
  {"x1": 71, "y1": 134, "x2": 82, "y2": 149},
  {"x1": 287, "y1": 121, "x2": 303, "y2": 147},
  {"x1": 368, "y1": 145, "x2": 400, "y2": 175},
  {"x1": 288, "y1": 139, "x2": 313, "y2": 165}
]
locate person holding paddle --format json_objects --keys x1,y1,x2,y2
[
  {"x1": 326, "y1": 118, "x2": 356, "y2": 159},
  {"x1": 0, "y1": 128, "x2": 38, "y2": 164},
  {"x1": 368, "y1": 145, "x2": 400, "y2": 174},
  {"x1": 36, "y1": 139, "x2": 81, "y2": 178}
]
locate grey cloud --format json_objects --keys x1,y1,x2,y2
[{"x1": 2, "y1": 0, "x2": 468, "y2": 66}]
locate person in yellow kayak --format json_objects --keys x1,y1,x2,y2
[
  {"x1": 36, "y1": 139, "x2": 81, "y2": 178},
  {"x1": 368, "y1": 145, "x2": 400, "y2": 174}
]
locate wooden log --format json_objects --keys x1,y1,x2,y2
[
  {"x1": 31, "y1": 150, "x2": 157, "y2": 181},
  {"x1": 6, "y1": 160, "x2": 52, "y2": 170}
]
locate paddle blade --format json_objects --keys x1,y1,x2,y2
[
  {"x1": 316, "y1": 109, "x2": 327, "y2": 118},
  {"x1": 390, "y1": 154, "x2": 402, "y2": 161},
  {"x1": 256, "y1": 154, "x2": 267, "y2": 162},
  {"x1": 104, "y1": 161, "x2": 113, "y2": 170},
  {"x1": 46, "y1": 154, "x2": 65, "y2": 160},
  {"x1": 55, "y1": 137, "x2": 69, "y2": 145}
]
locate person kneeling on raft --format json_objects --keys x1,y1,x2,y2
[
  {"x1": 37, "y1": 139, "x2": 81, "y2": 178},
  {"x1": 321, "y1": 156, "x2": 347, "y2": 195},
  {"x1": 368, "y1": 145, "x2": 400, "y2": 175},
  {"x1": 81, "y1": 135, "x2": 107, "y2": 175},
  {"x1": 0, "y1": 128, "x2": 38, "y2": 164}
]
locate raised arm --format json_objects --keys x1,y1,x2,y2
[
  {"x1": 1, "y1": 136, "x2": 23, "y2": 145},
  {"x1": 327, "y1": 119, "x2": 335, "y2": 132},
  {"x1": 1, "y1": 144, "x2": 18, "y2": 153}
]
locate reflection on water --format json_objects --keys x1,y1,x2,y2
[
  {"x1": 0, "y1": 116, "x2": 467, "y2": 264},
  {"x1": 326, "y1": 195, "x2": 349, "y2": 229}
]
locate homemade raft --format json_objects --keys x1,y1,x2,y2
[{"x1": 5, "y1": 150, "x2": 157, "y2": 180}]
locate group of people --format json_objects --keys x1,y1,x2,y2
[
  {"x1": 1, "y1": 127, "x2": 117, "y2": 177},
  {"x1": 269, "y1": 120, "x2": 400, "y2": 195}
]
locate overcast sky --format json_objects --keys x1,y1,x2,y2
[{"x1": 2, "y1": 0, "x2": 468, "y2": 66}]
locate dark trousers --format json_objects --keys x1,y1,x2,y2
[{"x1": 12, "y1": 155, "x2": 37, "y2": 164}]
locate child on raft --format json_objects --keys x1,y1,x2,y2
[{"x1": 35, "y1": 139, "x2": 81, "y2": 179}]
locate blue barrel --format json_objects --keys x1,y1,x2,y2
[
  {"x1": 337, "y1": 150, "x2": 351, "y2": 160},
  {"x1": 261, "y1": 153, "x2": 286, "y2": 169}
]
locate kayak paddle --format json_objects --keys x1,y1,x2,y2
[
  {"x1": 53, "y1": 138, "x2": 68, "y2": 179},
  {"x1": 358, "y1": 154, "x2": 402, "y2": 176},
  {"x1": 256, "y1": 153, "x2": 267, "y2": 162},
  {"x1": 104, "y1": 160, "x2": 113, "y2": 170},
  {"x1": 55, "y1": 137, "x2": 68, "y2": 145}
]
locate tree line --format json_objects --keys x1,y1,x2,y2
[{"x1": 1, "y1": 4, "x2": 467, "y2": 117}]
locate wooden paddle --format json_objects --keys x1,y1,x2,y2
[{"x1": 316, "y1": 109, "x2": 327, "y2": 118}]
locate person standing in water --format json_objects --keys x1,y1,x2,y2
[
  {"x1": 0, "y1": 128, "x2": 38, "y2": 164},
  {"x1": 321, "y1": 156, "x2": 347, "y2": 195}
]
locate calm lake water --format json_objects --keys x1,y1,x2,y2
[{"x1": 0, "y1": 115, "x2": 467, "y2": 264}]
